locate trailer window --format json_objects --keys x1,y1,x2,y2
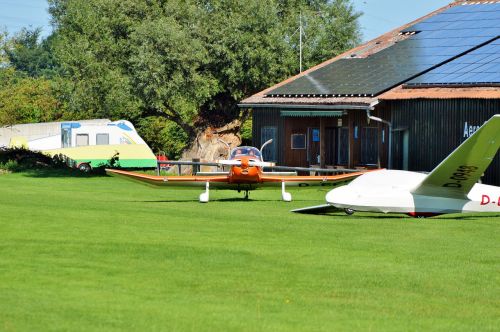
[
  {"x1": 96, "y1": 133, "x2": 109, "y2": 145},
  {"x1": 76, "y1": 134, "x2": 89, "y2": 147},
  {"x1": 62, "y1": 128, "x2": 71, "y2": 148}
]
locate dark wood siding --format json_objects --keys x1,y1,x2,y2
[
  {"x1": 252, "y1": 108, "x2": 391, "y2": 168},
  {"x1": 389, "y1": 99, "x2": 500, "y2": 186},
  {"x1": 252, "y1": 108, "x2": 284, "y2": 164}
]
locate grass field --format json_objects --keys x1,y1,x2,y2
[{"x1": 0, "y1": 170, "x2": 499, "y2": 331}]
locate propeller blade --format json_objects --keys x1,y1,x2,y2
[
  {"x1": 248, "y1": 161, "x2": 276, "y2": 167},
  {"x1": 216, "y1": 160, "x2": 242, "y2": 166}
]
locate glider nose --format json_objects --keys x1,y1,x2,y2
[{"x1": 326, "y1": 186, "x2": 356, "y2": 205}]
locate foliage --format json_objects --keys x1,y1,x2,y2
[
  {"x1": 3, "y1": 28, "x2": 61, "y2": 79},
  {"x1": 0, "y1": 147, "x2": 61, "y2": 172},
  {"x1": 137, "y1": 117, "x2": 189, "y2": 159},
  {"x1": 0, "y1": 28, "x2": 65, "y2": 126},
  {"x1": 0, "y1": 147, "x2": 118, "y2": 175},
  {"x1": 48, "y1": 0, "x2": 361, "y2": 153},
  {"x1": 0, "y1": 73, "x2": 62, "y2": 126},
  {"x1": 0, "y1": 173, "x2": 499, "y2": 330},
  {"x1": 240, "y1": 116, "x2": 253, "y2": 145},
  {"x1": 0, "y1": 29, "x2": 8, "y2": 65}
]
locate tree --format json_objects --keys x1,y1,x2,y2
[
  {"x1": 48, "y1": 0, "x2": 361, "y2": 154},
  {"x1": 0, "y1": 72, "x2": 62, "y2": 126},
  {"x1": 0, "y1": 28, "x2": 63, "y2": 126},
  {"x1": 3, "y1": 28, "x2": 61, "y2": 78}
]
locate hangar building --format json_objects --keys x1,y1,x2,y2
[{"x1": 239, "y1": 0, "x2": 500, "y2": 186}]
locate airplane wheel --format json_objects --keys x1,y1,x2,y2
[
  {"x1": 78, "y1": 163, "x2": 91, "y2": 173},
  {"x1": 344, "y1": 208, "x2": 355, "y2": 215}
]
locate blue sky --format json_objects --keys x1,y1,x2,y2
[
  {"x1": 352, "y1": 0, "x2": 452, "y2": 41},
  {"x1": 0, "y1": 0, "x2": 453, "y2": 41},
  {"x1": 0, "y1": 0, "x2": 51, "y2": 38}
]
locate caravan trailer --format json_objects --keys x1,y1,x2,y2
[{"x1": 0, "y1": 119, "x2": 157, "y2": 170}]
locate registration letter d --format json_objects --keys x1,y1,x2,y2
[{"x1": 481, "y1": 195, "x2": 490, "y2": 205}]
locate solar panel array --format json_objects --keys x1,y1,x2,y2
[
  {"x1": 406, "y1": 38, "x2": 500, "y2": 86},
  {"x1": 266, "y1": 2, "x2": 500, "y2": 98}
]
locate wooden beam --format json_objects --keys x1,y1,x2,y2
[{"x1": 320, "y1": 117, "x2": 326, "y2": 168}]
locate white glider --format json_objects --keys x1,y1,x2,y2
[{"x1": 293, "y1": 114, "x2": 500, "y2": 217}]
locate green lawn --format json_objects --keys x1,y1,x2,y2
[{"x1": 0, "y1": 171, "x2": 498, "y2": 331}]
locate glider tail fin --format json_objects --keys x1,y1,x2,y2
[{"x1": 412, "y1": 114, "x2": 500, "y2": 199}]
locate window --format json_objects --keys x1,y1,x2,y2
[
  {"x1": 96, "y1": 133, "x2": 109, "y2": 145},
  {"x1": 361, "y1": 127, "x2": 379, "y2": 165},
  {"x1": 338, "y1": 128, "x2": 349, "y2": 165},
  {"x1": 261, "y1": 126, "x2": 277, "y2": 161},
  {"x1": 61, "y1": 128, "x2": 71, "y2": 148},
  {"x1": 291, "y1": 133, "x2": 306, "y2": 149},
  {"x1": 76, "y1": 134, "x2": 89, "y2": 147}
]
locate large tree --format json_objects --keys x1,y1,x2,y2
[
  {"x1": 4, "y1": 28, "x2": 60, "y2": 79},
  {"x1": 48, "y1": 0, "x2": 361, "y2": 153},
  {"x1": 0, "y1": 28, "x2": 63, "y2": 126}
]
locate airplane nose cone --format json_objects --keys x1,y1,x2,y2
[{"x1": 326, "y1": 186, "x2": 355, "y2": 205}]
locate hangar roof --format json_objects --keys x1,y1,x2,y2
[{"x1": 241, "y1": 0, "x2": 500, "y2": 107}]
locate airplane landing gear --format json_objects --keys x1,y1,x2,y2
[
  {"x1": 344, "y1": 208, "x2": 355, "y2": 215},
  {"x1": 199, "y1": 182, "x2": 210, "y2": 203},
  {"x1": 281, "y1": 181, "x2": 292, "y2": 202},
  {"x1": 244, "y1": 190, "x2": 249, "y2": 200}
]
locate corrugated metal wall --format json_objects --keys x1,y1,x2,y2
[
  {"x1": 389, "y1": 99, "x2": 500, "y2": 186},
  {"x1": 252, "y1": 108, "x2": 285, "y2": 164}
]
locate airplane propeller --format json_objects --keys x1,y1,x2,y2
[
  {"x1": 216, "y1": 160, "x2": 243, "y2": 166},
  {"x1": 248, "y1": 161, "x2": 275, "y2": 167}
]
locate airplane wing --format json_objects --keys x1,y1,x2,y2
[
  {"x1": 259, "y1": 171, "x2": 366, "y2": 186},
  {"x1": 105, "y1": 169, "x2": 233, "y2": 189},
  {"x1": 291, "y1": 204, "x2": 338, "y2": 214},
  {"x1": 412, "y1": 114, "x2": 500, "y2": 199}
]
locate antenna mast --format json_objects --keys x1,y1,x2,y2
[{"x1": 299, "y1": 12, "x2": 303, "y2": 73}]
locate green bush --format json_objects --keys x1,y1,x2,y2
[
  {"x1": 0, "y1": 159, "x2": 20, "y2": 172},
  {"x1": 137, "y1": 117, "x2": 188, "y2": 160}
]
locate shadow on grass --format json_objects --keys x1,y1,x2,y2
[
  {"x1": 431, "y1": 213, "x2": 500, "y2": 220},
  {"x1": 316, "y1": 213, "x2": 410, "y2": 219},
  {"x1": 308, "y1": 211, "x2": 500, "y2": 220},
  {"x1": 20, "y1": 168, "x2": 108, "y2": 178},
  {"x1": 129, "y1": 198, "x2": 301, "y2": 203}
]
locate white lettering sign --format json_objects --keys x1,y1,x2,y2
[{"x1": 463, "y1": 122, "x2": 482, "y2": 138}]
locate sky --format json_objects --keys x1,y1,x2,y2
[
  {"x1": 0, "y1": 0, "x2": 453, "y2": 41},
  {"x1": 352, "y1": 0, "x2": 452, "y2": 41}
]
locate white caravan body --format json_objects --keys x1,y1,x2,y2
[{"x1": 0, "y1": 119, "x2": 156, "y2": 168}]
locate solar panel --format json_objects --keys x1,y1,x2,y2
[
  {"x1": 266, "y1": 2, "x2": 500, "y2": 98},
  {"x1": 406, "y1": 38, "x2": 500, "y2": 86}
]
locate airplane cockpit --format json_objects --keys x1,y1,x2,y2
[{"x1": 229, "y1": 146, "x2": 262, "y2": 160}]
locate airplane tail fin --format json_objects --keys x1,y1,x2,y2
[{"x1": 412, "y1": 114, "x2": 500, "y2": 199}]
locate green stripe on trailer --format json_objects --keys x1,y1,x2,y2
[{"x1": 75, "y1": 158, "x2": 157, "y2": 168}]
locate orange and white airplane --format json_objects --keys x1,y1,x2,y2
[{"x1": 106, "y1": 145, "x2": 366, "y2": 202}]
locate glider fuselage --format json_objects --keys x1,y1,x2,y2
[{"x1": 326, "y1": 170, "x2": 500, "y2": 216}]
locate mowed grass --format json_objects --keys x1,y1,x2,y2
[{"x1": 0, "y1": 171, "x2": 498, "y2": 331}]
